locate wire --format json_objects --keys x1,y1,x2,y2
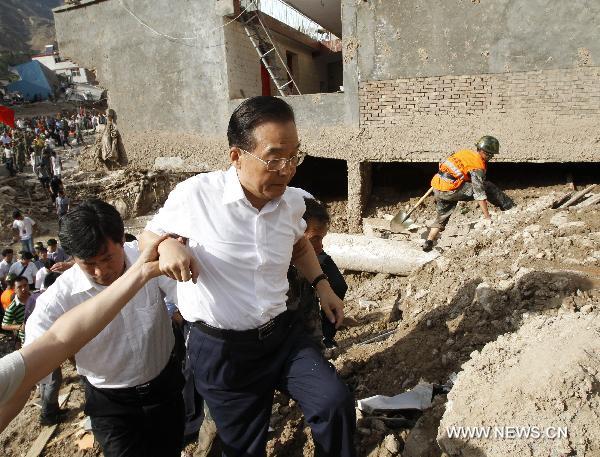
[{"x1": 118, "y1": 0, "x2": 257, "y2": 44}]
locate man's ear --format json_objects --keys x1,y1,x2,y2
[{"x1": 230, "y1": 147, "x2": 242, "y2": 170}]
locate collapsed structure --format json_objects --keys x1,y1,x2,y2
[{"x1": 52, "y1": 0, "x2": 600, "y2": 232}]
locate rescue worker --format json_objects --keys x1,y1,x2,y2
[
  {"x1": 423, "y1": 136, "x2": 514, "y2": 252},
  {"x1": 13, "y1": 130, "x2": 26, "y2": 173}
]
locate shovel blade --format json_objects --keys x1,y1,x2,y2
[{"x1": 390, "y1": 211, "x2": 414, "y2": 232}]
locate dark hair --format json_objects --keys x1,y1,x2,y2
[
  {"x1": 43, "y1": 259, "x2": 54, "y2": 269},
  {"x1": 124, "y1": 233, "x2": 137, "y2": 242},
  {"x1": 302, "y1": 198, "x2": 330, "y2": 225},
  {"x1": 19, "y1": 251, "x2": 33, "y2": 260},
  {"x1": 43, "y1": 272, "x2": 60, "y2": 289},
  {"x1": 14, "y1": 275, "x2": 28, "y2": 285},
  {"x1": 2, "y1": 248, "x2": 13, "y2": 257},
  {"x1": 46, "y1": 238, "x2": 58, "y2": 246},
  {"x1": 37, "y1": 247, "x2": 47, "y2": 253},
  {"x1": 227, "y1": 96, "x2": 295, "y2": 151},
  {"x1": 59, "y1": 199, "x2": 124, "y2": 259},
  {"x1": 6, "y1": 274, "x2": 16, "y2": 287},
  {"x1": 12, "y1": 210, "x2": 22, "y2": 219}
]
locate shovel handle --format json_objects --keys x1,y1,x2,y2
[{"x1": 402, "y1": 187, "x2": 434, "y2": 222}]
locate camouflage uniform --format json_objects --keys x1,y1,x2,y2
[
  {"x1": 286, "y1": 266, "x2": 324, "y2": 349},
  {"x1": 13, "y1": 130, "x2": 26, "y2": 172},
  {"x1": 286, "y1": 252, "x2": 348, "y2": 350}
]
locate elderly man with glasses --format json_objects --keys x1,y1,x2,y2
[{"x1": 141, "y1": 96, "x2": 356, "y2": 457}]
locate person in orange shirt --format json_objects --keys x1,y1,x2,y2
[
  {"x1": 423, "y1": 136, "x2": 515, "y2": 251},
  {"x1": 1, "y1": 274, "x2": 17, "y2": 311}
]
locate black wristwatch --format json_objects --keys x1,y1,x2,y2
[{"x1": 311, "y1": 273, "x2": 329, "y2": 289}]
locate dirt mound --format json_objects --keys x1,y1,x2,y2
[{"x1": 438, "y1": 311, "x2": 600, "y2": 456}]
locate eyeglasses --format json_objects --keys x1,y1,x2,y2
[{"x1": 240, "y1": 148, "x2": 305, "y2": 172}]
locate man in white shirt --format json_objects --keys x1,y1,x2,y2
[
  {"x1": 141, "y1": 96, "x2": 355, "y2": 457},
  {"x1": 0, "y1": 248, "x2": 15, "y2": 287},
  {"x1": 26, "y1": 199, "x2": 184, "y2": 457},
  {"x1": 8, "y1": 252, "x2": 38, "y2": 290},
  {"x1": 11, "y1": 210, "x2": 35, "y2": 254}
]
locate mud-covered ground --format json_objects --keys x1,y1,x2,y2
[{"x1": 0, "y1": 155, "x2": 598, "y2": 456}]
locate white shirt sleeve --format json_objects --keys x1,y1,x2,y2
[
  {"x1": 145, "y1": 179, "x2": 197, "y2": 240},
  {"x1": 0, "y1": 351, "x2": 26, "y2": 407},
  {"x1": 157, "y1": 276, "x2": 178, "y2": 306}
]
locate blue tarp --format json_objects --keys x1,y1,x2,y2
[{"x1": 6, "y1": 61, "x2": 54, "y2": 101}]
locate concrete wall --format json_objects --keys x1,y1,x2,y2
[
  {"x1": 356, "y1": 0, "x2": 600, "y2": 80},
  {"x1": 54, "y1": 0, "x2": 231, "y2": 137}
]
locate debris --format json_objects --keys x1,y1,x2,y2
[
  {"x1": 323, "y1": 233, "x2": 439, "y2": 275},
  {"x1": 359, "y1": 328, "x2": 397, "y2": 346},
  {"x1": 358, "y1": 383, "x2": 434, "y2": 414},
  {"x1": 574, "y1": 192, "x2": 600, "y2": 208},
  {"x1": 25, "y1": 386, "x2": 72, "y2": 457},
  {"x1": 77, "y1": 433, "x2": 94, "y2": 450},
  {"x1": 558, "y1": 183, "x2": 597, "y2": 208}
]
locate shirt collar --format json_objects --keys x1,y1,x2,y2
[
  {"x1": 70, "y1": 245, "x2": 134, "y2": 295},
  {"x1": 221, "y1": 166, "x2": 246, "y2": 205}
]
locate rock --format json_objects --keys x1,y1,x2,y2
[
  {"x1": 472, "y1": 282, "x2": 495, "y2": 313},
  {"x1": 383, "y1": 434, "x2": 401, "y2": 454},
  {"x1": 550, "y1": 212, "x2": 569, "y2": 227},
  {"x1": 580, "y1": 304, "x2": 594, "y2": 314},
  {"x1": 359, "y1": 299, "x2": 378, "y2": 310},
  {"x1": 414, "y1": 289, "x2": 427, "y2": 300},
  {"x1": 0, "y1": 186, "x2": 17, "y2": 195},
  {"x1": 371, "y1": 419, "x2": 387, "y2": 432}
]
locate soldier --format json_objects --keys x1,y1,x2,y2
[
  {"x1": 13, "y1": 130, "x2": 27, "y2": 173},
  {"x1": 423, "y1": 136, "x2": 515, "y2": 251}
]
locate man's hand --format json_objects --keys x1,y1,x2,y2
[
  {"x1": 157, "y1": 237, "x2": 199, "y2": 283},
  {"x1": 50, "y1": 260, "x2": 74, "y2": 272},
  {"x1": 316, "y1": 282, "x2": 345, "y2": 328},
  {"x1": 133, "y1": 234, "x2": 169, "y2": 280}
]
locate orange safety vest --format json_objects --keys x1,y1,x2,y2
[{"x1": 431, "y1": 149, "x2": 486, "y2": 192}]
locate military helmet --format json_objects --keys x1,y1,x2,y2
[{"x1": 475, "y1": 135, "x2": 499, "y2": 155}]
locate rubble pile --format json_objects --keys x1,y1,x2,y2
[
  {"x1": 66, "y1": 169, "x2": 193, "y2": 219},
  {"x1": 267, "y1": 185, "x2": 599, "y2": 457},
  {"x1": 0, "y1": 159, "x2": 597, "y2": 457},
  {"x1": 438, "y1": 311, "x2": 600, "y2": 456}
]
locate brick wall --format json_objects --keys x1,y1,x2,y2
[{"x1": 359, "y1": 67, "x2": 600, "y2": 126}]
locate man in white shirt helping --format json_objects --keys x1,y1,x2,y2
[
  {"x1": 26, "y1": 199, "x2": 184, "y2": 457},
  {"x1": 141, "y1": 96, "x2": 356, "y2": 457}
]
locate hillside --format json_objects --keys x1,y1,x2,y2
[{"x1": 0, "y1": 0, "x2": 62, "y2": 53}]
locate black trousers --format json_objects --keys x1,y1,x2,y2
[
  {"x1": 188, "y1": 317, "x2": 356, "y2": 457},
  {"x1": 84, "y1": 355, "x2": 185, "y2": 457}
]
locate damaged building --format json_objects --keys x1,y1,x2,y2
[{"x1": 52, "y1": 0, "x2": 600, "y2": 231}]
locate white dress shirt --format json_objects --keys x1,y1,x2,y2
[
  {"x1": 8, "y1": 261, "x2": 38, "y2": 285},
  {"x1": 0, "y1": 259, "x2": 14, "y2": 279},
  {"x1": 146, "y1": 166, "x2": 307, "y2": 330},
  {"x1": 25, "y1": 242, "x2": 176, "y2": 388}
]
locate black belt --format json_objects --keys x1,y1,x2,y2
[{"x1": 193, "y1": 310, "x2": 294, "y2": 342}]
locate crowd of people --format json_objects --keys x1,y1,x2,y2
[
  {"x1": 1, "y1": 112, "x2": 79, "y2": 217},
  {"x1": 0, "y1": 96, "x2": 514, "y2": 457}
]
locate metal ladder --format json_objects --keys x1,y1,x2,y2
[{"x1": 241, "y1": 11, "x2": 301, "y2": 96}]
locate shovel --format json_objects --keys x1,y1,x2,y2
[{"x1": 390, "y1": 187, "x2": 434, "y2": 232}]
